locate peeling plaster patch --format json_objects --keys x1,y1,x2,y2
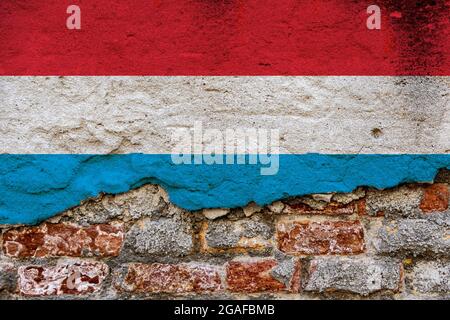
[
  {"x1": 0, "y1": 154, "x2": 449, "y2": 225},
  {"x1": 243, "y1": 203, "x2": 263, "y2": 217},
  {"x1": 203, "y1": 208, "x2": 230, "y2": 220}
]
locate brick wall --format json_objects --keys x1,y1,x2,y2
[{"x1": 0, "y1": 171, "x2": 449, "y2": 299}]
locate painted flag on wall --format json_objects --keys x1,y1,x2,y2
[{"x1": 0, "y1": 0, "x2": 449, "y2": 224}]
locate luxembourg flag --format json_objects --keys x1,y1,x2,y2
[{"x1": 0, "y1": 0, "x2": 449, "y2": 225}]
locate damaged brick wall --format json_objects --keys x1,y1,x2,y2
[{"x1": 0, "y1": 171, "x2": 448, "y2": 300}]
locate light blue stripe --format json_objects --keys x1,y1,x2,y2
[{"x1": 0, "y1": 154, "x2": 449, "y2": 225}]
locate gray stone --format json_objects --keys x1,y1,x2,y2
[
  {"x1": 373, "y1": 214, "x2": 450, "y2": 257},
  {"x1": 270, "y1": 257, "x2": 297, "y2": 287},
  {"x1": 205, "y1": 218, "x2": 272, "y2": 249},
  {"x1": 305, "y1": 257, "x2": 402, "y2": 296},
  {"x1": 127, "y1": 217, "x2": 193, "y2": 256},
  {"x1": 366, "y1": 185, "x2": 423, "y2": 217},
  {"x1": 411, "y1": 261, "x2": 450, "y2": 294}
]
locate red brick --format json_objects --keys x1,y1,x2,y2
[
  {"x1": 18, "y1": 261, "x2": 108, "y2": 296},
  {"x1": 420, "y1": 184, "x2": 449, "y2": 213},
  {"x1": 356, "y1": 199, "x2": 367, "y2": 216},
  {"x1": 226, "y1": 259, "x2": 286, "y2": 293},
  {"x1": 285, "y1": 201, "x2": 355, "y2": 216},
  {"x1": 277, "y1": 220, "x2": 365, "y2": 255},
  {"x1": 121, "y1": 263, "x2": 222, "y2": 293},
  {"x1": 2, "y1": 223, "x2": 124, "y2": 258}
]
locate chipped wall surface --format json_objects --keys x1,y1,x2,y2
[{"x1": 0, "y1": 181, "x2": 449, "y2": 299}]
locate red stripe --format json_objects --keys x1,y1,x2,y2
[{"x1": 0, "y1": 0, "x2": 448, "y2": 75}]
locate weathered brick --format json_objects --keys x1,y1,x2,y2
[
  {"x1": 120, "y1": 263, "x2": 222, "y2": 293},
  {"x1": 277, "y1": 220, "x2": 365, "y2": 255},
  {"x1": 3, "y1": 223, "x2": 124, "y2": 258},
  {"x1": 305, "y1": 257, "x2": 402, "y2": 296},
  {"x1": 366, "y1": 185, "x2": 423, "y2": 217},
  {"x1": 18, "y1": 261, "x2": 109, "y2": 296},
  {"x1": 373, "y1": 214, "x2": 450, "y2": 256},
  {"x1": 226, "y1": 259, "x2": 287, "y2": 293},
  {"x1": 411, "y1": 261, "x2": 450, "y2": 294},
  {"x1": 284, "y1": 201, "x2": 356, "y2": 216},
  {"x1": 200, "y1": 218, "x2": 272, "y2": 253},
  {"x1": 126, "y1": 218, "x2": 193, "y2": 256},
  {"x1": 420, "y1": 184, "x2": 449, "y2": 213},
  {"x1": 356, "y1": 199, "x2": 368, "y2": 216}
]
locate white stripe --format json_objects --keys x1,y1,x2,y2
[{"x1": 0, "y1": 76, "x2": 448, "y2": 154}]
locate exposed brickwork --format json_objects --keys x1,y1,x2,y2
[
  {"x1": 2, "y1": 223, "x2": 124, "y2": 258},
  {"x1": 18, "y1": 261, "x2": 108, "y2": 296},
  {"x1": 119, "y1": 263, "x2": 222, "y2": 294},
  {"x1": 277, "y1": 220, "x2": 365, "y2": 255},
  {"x1": 420, "y1": 184, "x2": 449, "y2": 213},
  {"x1": 0, "y1": 181, "x2": 449, "y2": 299}
]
